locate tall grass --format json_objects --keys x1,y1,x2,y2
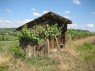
[
  {"x1": 0, "y1": 35, "x2": 18, "y2": 41},
  {"x1": 77, "y1": 43, "x2": 95, "y2": 61},
  {"x1": 0, "y1": 40, "x2": 18, "y2": 53},
  {"x1": 0, "y1": 40, "x2": 59, "y2": 71},
  {"x1": 0, "y1": 63, "x2": 9, "y2": 71}
]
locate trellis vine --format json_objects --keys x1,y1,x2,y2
[{"x1": 18, "y1": 24, "x2": 62, "y2": 46}]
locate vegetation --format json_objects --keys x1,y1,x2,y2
[
  {"x1": 67, "y1": 29, "x2": 95, "y2": 40},
  {"x1": 0, "y1": 28, "x2": 95, "y2": 71},
  {"x1": 0, "y1": 35, "x2": 18, "y2": 41},
  {"x1": 0, "y1": 28, "x2": 17, "y2": 41},
  {"x1": 25, "y1": 57, "x2": 59, "y2": 67},
  {"x1": 0, "y1": 40, "x2": 59, "y2": 71},
  {"x1": 77, "y1": 42, "x2": 95, "y2": 61},
  {"x1": 0, "y1": 63, "x2": 9, "y2": 71},
  {"x1": 18, "y1": 24, "x2": 62, "y2": 51}
]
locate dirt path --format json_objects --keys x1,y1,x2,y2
[
  {"x1": 72, "y1": 36, "x2": 95, "y2": 46},
  {"x1": 0, "y1": 54, "x2": 10, "y2": 64},
  {"x1": 65, "y1": 36, "x2": 95, "y2": 51}
]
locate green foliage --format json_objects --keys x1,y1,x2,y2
[
  {"x1": 67, "y1": 29, "x2": 95, "y2": 40},
  {"x1": 11, "y1": 46, "x2": 25, "y2": 60},
  {"x1": 0, "y1": 28, "x2": 18, "y2": 41},
  {"x1": 37, "y1": 25, "x2": 46, "y2": 40},
  {"x1": 18, "y1": 25, "x2": 30, "y2": 41},
  {"x1": 18, "y1": 24, "x2": 62, "y2": 46},
  {"x1": 18, "y1": 25, "x2": 40, "y2": 45},
  {"x1": 46, "y1": 24, "x2": 61, "y2": 38},
  {"x1": 0, "y1": 40, "x2": 25, "y2": 60}
]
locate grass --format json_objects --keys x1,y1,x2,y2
[
  {"x1": 0, "y1": 63, "x2": 9, "y2": 71},
  {"x1": 0, "y1": 40, "x2": 59, "y2": 71},
  {"x1": 0, "y1": 40, "x2": 18, "y2": 54},
  {"x1": 77, "y1": 43, "x2": 95, "y2": 61},
  {"x1": 0, "y1": 35, "x2": 18, "y2": 41},
  {"x1": 25, "y1": 57, "x2": 59, "y2": 67},
  {"x1": 0, "y1": 28, "x2": 95, "y2": 71}
]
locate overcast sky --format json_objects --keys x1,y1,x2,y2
[{"x1": 0, "y1": 0, "x2": 95, "y2": 31}]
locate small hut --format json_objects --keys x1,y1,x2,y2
[{"x1": 16, "y1": 11, "x2": 72, "y2": 56}]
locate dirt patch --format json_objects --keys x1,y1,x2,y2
[{"x1": 0, "y1": 54, "x2": 11, "y2": 64}]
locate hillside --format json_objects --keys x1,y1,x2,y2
[{"x1": 0, "y1": 28, "x2": 15, "y2": 34}]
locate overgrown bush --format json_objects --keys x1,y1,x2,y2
[{"x1": 11, "y1": 46, "x2": 25, "y2": 60}]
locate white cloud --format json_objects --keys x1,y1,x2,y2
[
  {"x1": 0, "y1": 18, "x2": 95, "y2": 32},
  {"x1": 64, "y1": 16, "x2": 71, "y2": 19},
  {"x1": 68, "y1": 24, "x2": 77, "y2": 29},
  {"x1": 86, "y1": 24, "x2": 94, "y2": 28},
  {"x1": 23, "y1": 19, "x2": 33, "y2": 23},
  {"x1": 68, "y1": 23, "x2": 95, "y2": 32},
  {"x1": 0, "y1": 18, "x2": 33, "y2": 28},
  {"x1": 33, "y1": 12, "x2": 41, "y2": 17},
  {"x1": 32, "y1": 10, "x2": 49, "y2": 17},
  {"x1": 86, "y1": 24, "x2": 95, "y2": 32},
  {"x1": 5, "y1": 9, "x2": 12, "y2": 13},
  {"x1": 72, "y1": 0, "x2": 81, "y2": 5},
  {"x1": 64, "y1": 11, "x2": 71, "y2": 14},
  {"x1": 43, "y1": 10, "x2": 49, "y2": 14}
]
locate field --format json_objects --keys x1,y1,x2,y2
[{"x1": 0, "y1": 28, "x2": 95, "y2": 71}]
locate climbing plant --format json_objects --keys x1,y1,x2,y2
[
  {"x1": 18, "y1": 25, "x2": 40, "y2": 45},
  {"x1": 18, "y1": 24, "x2": 62, "y2": 49}
]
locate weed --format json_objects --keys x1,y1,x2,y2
[
  {"x1": 0, "y1": 63, "x2": 9, "y2": 71},
  {"x1": 11, "y1": 46, "x2": 25, "y2": 60},
  {"x1": 25, "y1": 57, "x2": 59, "y2": 67},
  {"x1": 77, "y1": 43, "x2": 95, "y2": 61}
]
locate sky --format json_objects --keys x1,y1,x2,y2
[{"x1": 0, "y1": 0, "x2": 95, "y2": 31}]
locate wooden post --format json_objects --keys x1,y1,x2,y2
[
  {"x1": 52, "y1": 38, "x2": 54, "y2": 49},
  {"x1": 28, "y1": 48, "x2": 31, "y2": 57},
  {"x1": 62, "y1": 24, "x2": 67, "y2": 48},
  {"x1": 46, "y1": 38, "x2": 49, "y2": 56},
  {"x1": 70, "y1": 34, "x2": 72, "y2": 48},
  {"x1": 33, "y1": 46, "x2": 36, "y2": 57},
  {"x1": 45, "y1": 40, "x2": 47, "y2": 54},
  {"x1": 26, "y1": 44, "x2": 32, "y2": 57},
  {"x1": 55, "y1": 37, "x2": 60, "y2": 50},
  {"x1": 63, "y1": 32, "x2": 66, "y2": 47}
]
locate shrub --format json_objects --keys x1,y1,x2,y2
[{"x1": 11, "y1": 46, "x2": 25, "y2": 60}]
